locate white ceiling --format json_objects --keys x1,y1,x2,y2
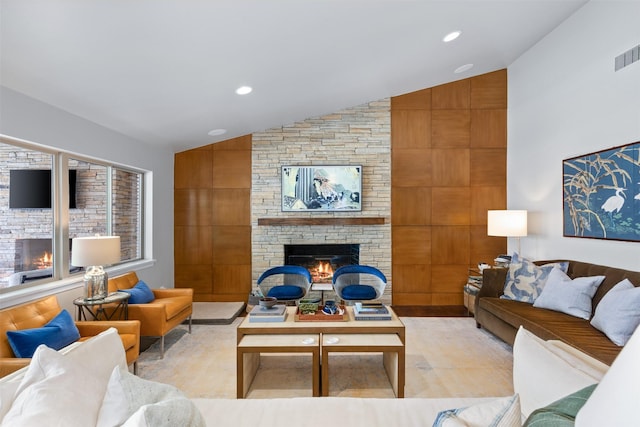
[{"x1": 1, "y1": 0, "x2": 588, "y2": 153}]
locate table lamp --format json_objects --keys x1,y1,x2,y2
[
  {"x1": 487, "y1": 210, "x2": 528, "y2": 255},
  {"x1": 71, "y1": 235, "x2": 121, "y2": 300}
]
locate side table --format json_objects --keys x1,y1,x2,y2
[{"x1": 73, "y1": 291, "x2": 130, "y2": 321}]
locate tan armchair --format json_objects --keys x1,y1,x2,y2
[
  {"x1": 108, "y1": 271, "x2": 193, "y2": 358},
  {"x1": 0, "y1": 295, "x2": 140, "y2": 377}
]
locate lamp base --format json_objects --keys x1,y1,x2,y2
[{"x1": 84, "y1": 266, "x2": 108, "y2": 300}]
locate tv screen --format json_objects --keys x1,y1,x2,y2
[
  {"x1": 9, "y1": 169, "x2": 77, "y2": 209},
  {"x1": 281, "y1": 165, "x2": 362, "y2": 212}
]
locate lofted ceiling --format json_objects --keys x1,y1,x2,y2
[{"x1": 1, "y1": 0, "x2": 588, "y2": 152}]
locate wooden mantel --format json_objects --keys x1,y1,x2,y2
[{"x1": 257, "y1": 217, "x2": 386, "y2": 226}]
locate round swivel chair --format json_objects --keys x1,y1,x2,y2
[
  {"x1": 332, "y1": 265, "x2": 387, "y2": 302},
  {"x1": 257, "y1": 265, "x2": 312, "y2": 302}
]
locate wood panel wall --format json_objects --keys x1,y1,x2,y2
[
  {"x1": 391, "y1": 70, "x2": 507, "y2": 306},
  {"x1": 174, "y1": 135, "x2": 252, "y2": 301}
]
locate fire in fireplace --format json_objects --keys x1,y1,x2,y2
[
  {"x1": 284, "y1": 244, "x2": 359, "y2": 283},
  {"x1": 15, "y1": 239, "x2": 56, "y2": 272}
]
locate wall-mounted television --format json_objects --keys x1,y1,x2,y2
[
  {"x1": 281, "y1": 165, "x2": 362, "y2": 212},
  {"x1": 9, "y1": 169, "x2": 77, "y2": 209}
]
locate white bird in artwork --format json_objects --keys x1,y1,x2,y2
[
  {"x1": 601, "y1": 188, "x2": 626, "y2": 214},
  {"x1": 635, "y1": 182, "x2": 640, "y2": 201}
]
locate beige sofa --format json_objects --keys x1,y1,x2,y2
[
  {"x1": 475, "y1": 259, "x2": 640, "y2": 365},
  {"x1": 2, "y1": 325, "x2": 638, "y2": 426}
]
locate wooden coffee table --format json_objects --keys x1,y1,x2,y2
[{"x1": 236, "y1": 305, "x2": 405, "y2": 398}]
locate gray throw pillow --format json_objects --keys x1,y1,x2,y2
[
  {"x1": 533, "y1": 267, "x2": 604, "y2": 320},
  {"x1": 591, "y1": 279, "x2": 640, "y2": 346}
]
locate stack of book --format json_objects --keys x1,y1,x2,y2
[
  {"x1": 353, "y1": 302, "x2": 392, "y2": 321},
  {"x1": 248, "y1": 304, "x2": 287, "y2": 322}
]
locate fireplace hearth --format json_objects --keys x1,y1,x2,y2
[{"x1": 284, "y1": 244, "x2": 359, "y2": 284}]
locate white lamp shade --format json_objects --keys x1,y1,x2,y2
[
  {"x1": 487, "y1": 210, "x2": 528, "y2": 237},
  {"x1": 71, "y1": 236, "x2": 121, "y2": 267}
]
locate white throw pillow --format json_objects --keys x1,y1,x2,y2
[
  {"x1": 1, "y1": 346, "x2": 106, "y2": 427},
  {"x1": 533, "y1": 268, "x2": 604, "y2": 319},
  {"x1": 1, "y1": 328, "x2": 126, "y2": 427},
  {"x1": 575, "y1": 324, "x2": 640, "y2": 426},
  {"x1": 432, "y1": 394, "x2": 521, "y2": 427},
  {"x1": 512, "y1": 327, "x2": 604, "y2": 419},
  {"x1": 97, "y1": 366, "x2": 205, "y2": 427},
  {"x1": 590, "y1": 279, "x2": 640, "y2": 346}
]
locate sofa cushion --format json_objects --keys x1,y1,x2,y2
[
  {"x1": 121, "y1": 281, "x2": 155, "y2": 304},
  {"x1": 479, "y1": 297, "x2": 621, "y2": 365},
  {"x1": 524, "y1": 384, "x2": 596, "y2": 426},
  {"x1": 432, "y1": 394, "x2": 521, "y2": 427},
  {"x1": 575, "y1": 324, "x2": 640, "y2": 426},
  {"x1": 501, "y1": 255, "x2": 568, "y2": 304},
  {"x1": 533, "y1": 268, "x2": 605, "y2": 320},
  {"x1": 97, "y1": 366, "x2": 205, "y2": 427},
  {"x1": 590, "y1": 278, "x2": 640, "y2": 346},
  {"x1": 512, "y1": 327, "x2": 603, "y2": 418},
  {"x1": 6, "y1": 309, "x2": 80, "y2": 358},
  {"x1": 161, "y1": 296, "x2": 193, "y2": 320}
]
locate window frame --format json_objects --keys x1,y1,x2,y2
[{"x1": 0, "y1": 135, "x2": 153, "y2": 306}]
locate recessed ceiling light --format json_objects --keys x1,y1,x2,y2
[
  {"x1": 454, "y1": 63, "x2": 474, "y2": 74},
  {"x1": 235, "y1": 86, "x2": 252, "y2": 95},
  {"x1": 443, "y1": 31, "x2": 461, "y2": 42},
  {"x1": 207, "y1": 129, "x2": 227, "y2": 136}
]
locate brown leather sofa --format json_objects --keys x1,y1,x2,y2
[
  {"x1": 0, "y1": 295, "x2": 140, "y2": 377},
  {"x1": 475, "y1": 260, "x2": 640, "y2": 366},
  {"x1": 108, "y1": 271, "x2": 193, "y2": 358}
]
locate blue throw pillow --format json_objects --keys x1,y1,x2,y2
[
  {"x1": 120, "y1": 280, "x2": 155, "y2": 304},
  {"x1": 6, "y1": 309, "x2": 80, "y2": 358}
]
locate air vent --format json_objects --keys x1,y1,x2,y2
[{"x1": 614, "y1": 44, "x2": 640, "y2": 71}]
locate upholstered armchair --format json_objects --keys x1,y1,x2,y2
[
  {"x1": 108, "y1": 271, "x2": 193, "y2": 358},
  {"x1": 0, "y1": 295, "x2": 140, "y2": 377}
]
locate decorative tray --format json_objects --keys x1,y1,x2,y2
[{"x1": 295, "y1": 305, "x2": 348, "y2": 322}]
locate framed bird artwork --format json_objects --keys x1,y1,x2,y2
[{"x1": 563, "y1": 141, "x2": 640, "y2": 242}]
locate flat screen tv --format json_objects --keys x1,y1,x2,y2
[
  {"x1": 281, "y1": 165, "x2": 362, "y2": 212},
  {"x1": 9, "y1": 169, "x2": 77, "y2": 209}
]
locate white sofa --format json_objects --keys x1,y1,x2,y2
[{"x1": 1, "y1": 326, "x2": 639, "y2": 427}]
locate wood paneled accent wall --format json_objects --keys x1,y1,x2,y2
[
  {"x1": 174, "y1": 135, "x2": 252, "y2": 301},
  {"x1": 391, "y1": 70, "x2": 507, "y2": 306}
]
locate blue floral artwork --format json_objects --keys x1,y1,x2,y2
[{"x1": 563, "y1": 141, "x2": 640, "y2": 242}]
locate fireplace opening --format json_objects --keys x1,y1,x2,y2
[
  {"x1": 12, "y1": 238, "x2": 79, "y2": 284},
  {"x1": 284, "y1": 244, "x2": 359, "y2": 284}
]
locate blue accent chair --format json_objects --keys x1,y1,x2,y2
[
  {"x1": 332, "y1": 265, "x2": 387, "y2": 302},
  {"x1": 257, "y1": 265, "x2": 312, "y2": 302}
]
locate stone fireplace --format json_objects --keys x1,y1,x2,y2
[
  {"x1": 284, "y1": 243, "x2": 359, "y2": 284},
  {"x1": 251, "y1": 100, "x2": 392, "y2": 304}
]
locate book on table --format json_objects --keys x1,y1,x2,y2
[
  {"x1": 249, "y1": 304, "x2": 286, "y2": 316},
  {"x1": 353, "y1": 302, "x2": 392, "y2": 320},
  {"x1": 354, "y1": 302, "x2": 389, "y2": 314}
]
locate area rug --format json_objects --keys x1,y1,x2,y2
[
  {"x1": 190, "y1": 301, "x2": 245, "y2": 325},
  {"x1": 137, "y1": 316, "x2": 514, "y2": 400}
]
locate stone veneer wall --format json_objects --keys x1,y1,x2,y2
[{"x1": 251, "y1": 100, "x2": 392, "y2": 303}]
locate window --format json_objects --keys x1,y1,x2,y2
[{"x1": 0, "y1": 137, "x2": 145, "y2": 291}]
